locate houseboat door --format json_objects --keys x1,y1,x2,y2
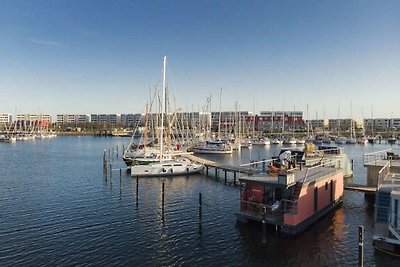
[{"x1": 314, "y1": 187, "x2": 318, "y2": 212}]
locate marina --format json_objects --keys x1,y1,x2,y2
[{"x1": 1, "y1": 136, "x2": 400, "y2": 266}]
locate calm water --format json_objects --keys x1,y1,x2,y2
[{"x1": 1, "y1": 136, "x2": 400, "y2": 266}]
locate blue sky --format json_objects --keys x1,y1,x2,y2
[{"x1": 0, "y1": 0, "x2": 399, "y2": 119}]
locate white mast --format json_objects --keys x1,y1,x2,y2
[
  {"x1": 218, "y1": 88, "x2": 222, "y2": 139},
  {"x1": 160, "y1": 56, "x2": 166, "y2": 159}
]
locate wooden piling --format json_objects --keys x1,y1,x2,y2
[
  {"x1": 198, "y1": 193, "x2": 202, "y2": 232},
  {"x1": 108, "y1": 148, "x2": 111, "y2": 159},
  {"x1": 206, "y1": 166, "x2": 209, "y2": 176},
  {"x1": 224, "y1": 170, "x2": 227, "y2": 183},
  {"x1": 104, "y1": 160, "x2": 108, "y2": 180},
  {"x1": 233, "y1": 172, "x2": 237, "y2": 185},
  {"x1": 215, "y1": 168, "x2": 218, "y2": 179},
  {"x1": 109, "y1": 163, "x2": 112, "y2": 179},
  {"x1": 116, "y1": 146, "x2": 119, "y2": 158},
  {"x1": 358, "y1": 225, "x2": 364, "y2": 267}
]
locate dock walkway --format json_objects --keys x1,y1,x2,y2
[{"x1": 186, "y1": 154, "x2": 377, "y2": 193}]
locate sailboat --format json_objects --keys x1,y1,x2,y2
[
  {"x1": 130, "y1": 57, "x2": 204, "y2": 177},
  {"x1": 346, "y1": 102, "x2": 356, "y2": 144}
]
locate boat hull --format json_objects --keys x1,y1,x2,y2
[{"x1": 130, "y1": 161, "x2": 204, "y2": 177}]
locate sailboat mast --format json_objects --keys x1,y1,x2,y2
[
  {"x1": 160, "y1": 56, "x2": 166, "y2": 158},
  {"x1": 218, "y1": 88, "x2": 222, "y2": 139}
]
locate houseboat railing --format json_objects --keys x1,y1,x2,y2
[
  {"x1": 377, "y1": 160, "x2": 391, "y2": 189},
  {"x1": 240, "y1": 200, "x2": 280, "y2": 215},
  {"x1": 317, "y1": 147, "x2": 343, "y2": 155},
  {"x1": 282, "y1": 199, "x2": 298, "y2": 215},
  {"x1": 239, "y1": 158, "x2": 278, "y2": 174},
  {"x1": 363, "y1": 149, "x2": 393, "y2": 165}
]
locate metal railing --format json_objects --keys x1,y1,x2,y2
[
  {"x1": 363, "y1": 149, "x2": 393, "y2": 165},
  {"x1": 240, "y1": 199, "x2": 299, "y2": 216},
  {"x1": 282, "y1": 199, "x2": 298, "y2": 215},
  {"x1": 377, "y1": 160, "x2": 391, "y2": 188}
]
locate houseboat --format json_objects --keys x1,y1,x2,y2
[
  {"x1": 364, "y1": 149, "x2": 400, "y2": 256},
  {"x1": 236, "y1": 155, "x2": 344, "y2": 235}
]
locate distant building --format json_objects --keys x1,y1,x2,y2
[
  {"x1": 306, "y1": 119, "x2": 329, "y2": 130},
  {"x1": 0, "y1": 113, "x2": 12, "y2": 124},
  {"x1": 374, "y1": 118, "x2": 390, "y2": 132},
  {"x1": 106, "y1": 114, "x2": 121, "y2": 124},
  {"x1": 90, "y1": 114, "x2": 99, "y2": 122},
  {"x1": 77, "y1": 114, "x2": 90, "y2": 123},
  {"x1": 258, "y1": 111, "x2": 304, "y2": 132},
  {"x1": 391, "y1": 118, "x2": 400, "y2": 130},
  {"x1": 98, "y1": 114, "x2": 107, "y2": 123}
]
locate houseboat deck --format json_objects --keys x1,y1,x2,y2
[{"x1": 240, "y1": 167, "x2": 341, "y2": 185}]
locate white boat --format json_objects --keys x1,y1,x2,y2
[
  {"x1": 346, "y1": 137, "x2": 356, "y2": 144},
  {"x1": 271, "y1": 138, "x2": 283, "y2": 145},
  {"x1": 131, "y1": 157, "x2": 204, "y2": 177},
  {"x1": 334, "y1": 137, "x2": 347, "y2": 144},
  {"x1": 296, "y1": 138, "x2": 305, "y2": 144},
  {"x1": 283, "y1": 137, "x2": 297, "y2": 145},
  {"x1": 192, "y1": 140, "x2": 233, "y2": 154},
  {"x1": 251, "y1": 138, "x2": 270, "y2": 146},
  {"x1": 0, "y1": 135, "x2": 16, "y2": 142},
  {"x1": 130, "y1": 56, "x2": 203, "y2": 177}
]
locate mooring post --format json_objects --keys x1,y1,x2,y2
[
  {"x1": 215, "y1": 168, "x2": 218, "y2": 179},
  {"x1": 358, "y1": 225, "x2": 364, "y2": 267},
  {"x1": 351, "y1": 159, "x2": 354, "y2": 171},
  {"x1": 224, "y1": 170, "x2": 227, "y2": 183},
  {"x1": 122, "y1": 144, "x2": 125, "y2": 153},
  {"x1": 206, "y1": 166, "x2": 208, "y2": 176},
  {"x1": 104, "y1": 160, "x2": 108, "y2": 180},
  {"x1": 116, "y1": 145, "x2": 119, "y2": 158},
  {"x1": 198, "y1": 193, "x2": 202, "y2": 232},
  {"x1": 112, "y1": 147, "x2": 114, "y2": 159},
  {"x1": 233, "y1": 172, "x2": 237, "y2": 185},
  {"x1": 108, "y1": 148, "x2": 111, "y2": 160},
  {"x1": 109, "y1": 163, "x2": 112, "y2": 179},
  {"x1": 136, "y1": 177, "x2": 139, "y2": 206},
  {"x1": 262, "y1": 159, "x2": 266, "y2": 172}
]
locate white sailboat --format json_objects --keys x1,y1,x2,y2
[{"x1": 130, "y1": 57, "x2": 204, "y2": 177}]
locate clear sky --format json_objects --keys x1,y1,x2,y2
[{"x1": 1, "y1": 0, "x2": 399, "y2": 119}]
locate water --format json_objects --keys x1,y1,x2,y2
[{"x1": 1, "y1": 137, "x2": 399, "y2": 266}]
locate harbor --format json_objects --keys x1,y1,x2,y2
[{"x1": 1, "y1": 136, "x2": 400, "y2": 266}]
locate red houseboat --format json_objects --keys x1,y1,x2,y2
[{"x1": 236, "y1": 155, "x2": 344, "y2": 235}]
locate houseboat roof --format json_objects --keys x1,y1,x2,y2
[{"x1": 239, "y1": 167, "x2": 341, "y2": 187}]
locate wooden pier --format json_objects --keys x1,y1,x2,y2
[
  {"x1": 343, "y1": 183, "x2": 376, "y2": 193},
  {"x1": 185, "y1": 154, "x2": 256, "y2": 185}
]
